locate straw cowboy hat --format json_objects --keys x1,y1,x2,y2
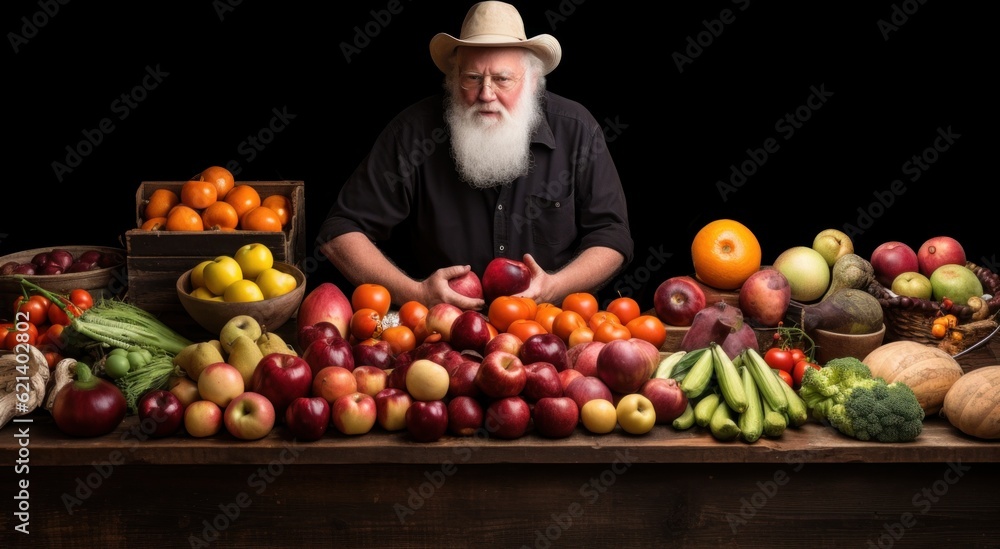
[{"x1": 429, "y1": 2, "x2": 562, "y2": 75}]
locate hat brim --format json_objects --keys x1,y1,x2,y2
[{"x1": 429, "y1": 32, "x2": 562, "y2": 75}]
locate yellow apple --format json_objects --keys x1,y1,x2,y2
[
  {"x1": 256, "y1": 267, "x2": 297, "y2": 299},
  {"x1": 203, "y1": 255, "x2": 243, "y2": 295},
  {"x1": 189, "y1": 286, "x2": 219, "y2": 301},
  {"x1": 223, "y1": 279, "x2": 265, "y2": 303},
  {"x1": 234, "y1": 243, "x2": 274, "y2": 280},
  {"x1": 190, "y1": 260, "x2": 213, "y2": 290}
]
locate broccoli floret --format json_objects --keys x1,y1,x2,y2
[{"x1": 795, "y1": 357, "x2": 925, "y2": 443}]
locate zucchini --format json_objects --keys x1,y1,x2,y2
[
  {"x1": 712, "y1": 343, "x2": 749, "y2": 414},
  {"x1": 653, "y1": 350, "x2": 687, "y2": 380},
  {"x1": 709, "y1": 399, "x2": 741, "y2": 441},
  {"x1": 761, "y1": 395, "x2": 788, "y2": 437},
  {"x1": 672, "y1": 401, "x2": 696, "y2": 430},
  {"x1": 779, "y1": 376, "x2": 810, "y2": 427},
  {"x1": 738, "y1": 366, "x2": 763, "y2": 443},
  {"x1": 693, "y1": 393, "x2": 721, "y2": 427},
  {"x1": 742, "y1": 348, "x2": 789, "y2": 414},
  {"x1": 680, "y1": 347, "x2": 715, "y2": 398}
]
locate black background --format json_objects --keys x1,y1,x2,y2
[{"x1": 4, "y1": 1, "x2": 995, "y2": 310}]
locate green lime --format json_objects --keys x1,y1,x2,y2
[
  {"x1": 104, "y1": 354, "x2": 131, "y2": 379},
  {"x1": 109, "y1": 347, "x2": 129, "y2": 357},
  {"x1": 126, "y1": 350, "x2": 148, "y2": 370}
]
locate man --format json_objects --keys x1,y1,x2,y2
[{"x1": 318, "y1": 1, "x2": 633, "y2": 310}]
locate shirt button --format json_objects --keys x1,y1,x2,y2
[
  {"x1": 554, "y1": 202, "x2": 560, "y2": 208},
  {"x1": 499, "y1": 245, "x2": 505, "y2": 252},
  {"x1": 497, "y1": 204, "x2": 503, "y2": 211}
]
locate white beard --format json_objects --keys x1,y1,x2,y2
[{"x1": 444, "y1": 81, "x2": 543, "y2": 189}]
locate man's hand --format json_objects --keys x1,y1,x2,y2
[{"x1": 423, "y1": 265, "x2": 486, "y2": 311}]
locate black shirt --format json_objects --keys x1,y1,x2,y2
[{"x1": 318, "y1": 91, "x2": 633, "y2": 280}]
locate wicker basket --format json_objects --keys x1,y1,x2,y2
[{"x1": 865, "y1": 261, "x2": 1000, "y2": 355}]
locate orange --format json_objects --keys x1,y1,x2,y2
[
  {"x1": 226, "y1": 184, "x2": 262, "y2": 220},
  {"x1": 198, "y1": 166, "x2": 235, "y2": 200},
  {"x1": 180, "y1": 180, "x2": 218, "y2": 210},
  {"x1": 144, "y1": 188, "x2": 180, "y2": 220},
  {"x1": 240, "y1": 206, "x2": 283, "y2": 232},
  {"x1": 165, "y1": 205, "x2": 204, "y2": 231},
  {"x1": 201, "y1": 201, "x2": 240, "y2": 231},
  {"x1": 262, "y1": 194, "x2": 292, "y2": 227},
  {"x1": 690, "y1": 219, "x2": 761, "y2": 290},
  {"x1": 140, "y1": 216, "x2": 167, "y2": 231}
]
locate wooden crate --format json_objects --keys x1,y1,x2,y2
[{"x1": 124, "y1": 181, "x2": 305, "y2": 313}]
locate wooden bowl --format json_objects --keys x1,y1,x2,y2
[
  {"x1": 811, "y1": 323, "x2": 886, "y2": 365},
  {"x1": 0, "y1": 245, "x2": 126, "y2": 311},
  {"x1": 176, "y1": 261, "x2": 306, "y2": 336}
]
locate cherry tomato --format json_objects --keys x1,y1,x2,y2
[
  {"x1": 776, "y1": 369, "x2": 794, "y2": 387},
  {"x1": 14, "y1": 295, "x2": 51, "y2": 326},
  {"x1": 789, "y1": 348, "x2": 807, "y2": 365},
  {"x1": 763, "y1": 347, "x2": 796, "y2": 374},
  {"x1": 47, "y1": 298, "x2": 83, "y2": 327},
  {"x1": 4, "y1": 321, "x2": 38, "y2": 350},
  {"x1": 0, "y1": 323, "x2": 13, "y2": 348},
  {"x1": 792, "y1": 360, "x2": 822, "y2": 390},
  {"x1": 69, "y1": 289, "x2": 94, "y2": 311}
]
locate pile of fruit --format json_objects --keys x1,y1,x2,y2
[
  {"x1": 0, "y1": 247, "x2": 123, "y2": 276},
  {"x1": 185, "y1": 242, "x2": 297, "y2": 303},
  {"x1": 138, "y1": 166, "x2": 293, "y2": 232}
]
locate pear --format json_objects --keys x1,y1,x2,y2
[
  {"x1": 227, "y1": 334, "x2": 265, "y2": 387},
  {"x1": 257, "y1": 331, "x2": 298, "y2": 357},
  {"x1": 219, "y1": 315, "x2": 263, "y2": 354},
  {"x1": 173, "y1": 340, "x2": 226, "y2": 381}
]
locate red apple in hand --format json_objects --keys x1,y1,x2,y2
[
  {"x1": 448, "y1": 270, "x2": 484, "y2": 300},
  {"x1": 296, "y1": 283, "x2": 353, "y2": 345},
  {"x1": 250, "y1": 353, "x2": 314, "y2": 421},
  {"x1": 653, "y1": 275, "x2": 707, "y2": 327},
  {"x1": 482, "y1": 257, "x2": 531, "y2": 303},
  {"x1": 596, "y1": 338, "x2": 660, "y2": 395},
  {"x1": 532, "y1": 396, "x2": 579, "y2": 438},
  {"x1": 917, "y1": 236, "x2": 966, "y2": 277},
  {"x1": 284, "y1": 396, "x2": 330, "y2": 441},
  {"x1": 870, "y1": 241, "x2": 919, "y2": 288}
]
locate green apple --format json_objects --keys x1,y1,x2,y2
[
  {"x1": 219, "y1": 314, "x2": 263, "y2": 353},
  {"x1": 255, "y1": 267, "x2": 297, "y2": 299},
  {"x1": 812, "y1": 229, "x2": 854, "y2": 267},
  {"x1": 772, "y1": 246, "x2": 831, "y2": 302},
  {"x1": 891, "y1": 271, "x2": 933, "y2": 300},
  {"x1": 930, "y1": 264, "x2": 984, "y2": 306},
  {"x1": 203, "y1": 255, "x2": 243, "y2": 296},
  {"x1": 615, "y1": 393, "x2": 656, "y2": 435},
  {"x1": 234, "y1": 243, "x2": 274, "y2": 280},
  {"x1": 580, "y1": 399, "x2": 618, "y2": 434}
]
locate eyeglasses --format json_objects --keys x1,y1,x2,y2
[{"x1": 459, "y1": 71, "x2": 522, "y2": 92}]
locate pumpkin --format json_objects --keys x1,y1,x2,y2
[
  {"x1": 862, "y1": 340, "x2": 964, "y2": 415},
  {"x1": 941, "y1": 365, "x2": 1000, "y2": 439}
]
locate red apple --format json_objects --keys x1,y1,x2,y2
[
  {"x1": 284, "y1": 396, "x2": 330, "y2": 441},
  {"x1": 405, "y1": 400, "x2": 449, "y2": 442},
  {"x1": 519, "y1": 333, "x2": 568, "y2": 372},
  {"x1": 425, "y1": 303, "x2": 463, "y2": 342},
  {"x1": 224, "y1": 392, "x2": 276, "y2": 441},
  {"x1": 385, "y1": 359, "x2": 412, "y2": 390},
  {"x1": 352, "y1": 365, "x2": 389, "y2": 397},
  {"x1": 137, "y1": 389, "x2": 185, "y2": 438},
  {"x1": 563, "y1": 375, "x2": 613, "y2": 411},
  {"x1": 532, "y1": 396, "x2": 579, "y2": 438},
  {"x1": 738, "y1": 268, "x2": 792, "y2": 327},
  {"x1": 374, "y1": 387, "x2": 412, "y2": 432},
  {"x1": 448, "y1": 270, "x2": 484, "y2": 300},
  {"x1": 296, "y1": 282, "x2": 353, "y2": 345},
  {"x1": 596, "y1": 338, "x2": 660, "y2": 394},
  {"x1": 564, "y1": 340, "x2": 604, "y2": 377},
  {"x1": 447, "y1": 395, "x2": 484, "y2": 436},
  {"x1": 917, "y1": 236, "x2": 966, "y2": 277},
  {"x1": 558, "y1": 368, "x2": 584, "y2": 391},
  {"x1": 298, "y1": 321, "x2": 342, "y2": 351},
  {"x1": 475, "y1": 351, "x2": 527, "y2": 399},
  {"x1": 870, "y1": 241, "x2": 920, "y2": 288},
  {"x1": 302, "y1": 334, "x2": 355, "y2": 377},
  {"x1": 653, "y1": 275, "x2": 708, "y2": 327},
  {"x1": 639, "y1": 377, "x2": 689, "y2": 424},
  {"x1": 481, "y1": 257, "x2": 531, "y2": 303},
  {"x1": 311, "y1": 365, "x2": 358, "y2": 405},
  {"x1": 521, "y1": 361, "x2": 563, "y2": 402},
  {"x1": 484, "y1": 332, "x2": 523, "y2": 357},
  {"x1": 352, "y1": 339, "x2": 396, "y2": 370},
  {"x1": 450, "y1": 310, "x2": 492, "y2": 354},
  {"x1": 330, "y1": 392, "x2": 377, "y2": 435},
  {"x1": 412, "y1": 340, "x2": 455, "y2": 363},
  {"x1": 484, "y1": 396, "x2": 531, "y2": 440},
  {"x1": 448, "y1": 359, "x2": 482, "y2": 399},
  {"x1": 250, "y1": 353, "x2": 314, "y2": 421}
]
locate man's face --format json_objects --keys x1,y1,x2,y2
[{"x1": 454, "y1": 47, "x2": 531, "y2": 121}]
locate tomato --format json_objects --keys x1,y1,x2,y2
[
  {"x1": 792, "y1": 360, "x2": 822, "y2": 390},
  {"x1": 550, "y1": 309, "x2": 588, "y2": 343},
  {"x1": 350, "y1": 308, "x2": 383, "y2": 341},
  {"x1": 4, "y1": 321, "x2": 38, "y2": 350},
  {"x1": 0, "y1": 323, "x2": 13, "y2": 348},
  {"x1": 588, "y1": 310, "x2": 621, "y2": 332},
  {"x1": 593, "y1": 320, "x2": 631, "y2": 343},
  {"x1": 626, "y1": 314, "x2": 667, "y2": 349},
  {"x1": 14, "y1": 295, "x2": 51, "y2": 325},
  {"x1": 561, "y1": 292, "x2": 599, "y2": 322},
  {"x1": 40, "y1": 324, "x2": 66, "y2": 350},
  {"x1": 776, "y1": 369, "x2": 794, "y2": 387},
  {"x1": 488, "y1": 296, "x2": 532, "y2": 333},
  {"x1": 506, "y1": 319, "x2": 547, "y2": 343},
  {"x1": 69, "y1": 289, "x2": 94, "y2": 311},
  {"x1": 398, "y1": 300, "x2": 429, "y2": 331},
  {"x1": 606, "y1": 296, "x2": 641, "y2": 325},
  {"x1": 48, "y1": 298, "x2": 83, "y2": 327},
  {"x1": 789, "y1": 348, "x2": 807, "y2": 365},
  {"x1": 380, "y1": 325, "x2": 416, "y2": 355},
  {"x1": 763, "y1": 347, "x2": 796, "y2": 374},
  {"x1": 352, "y1": 283, "x2": 391, "y2": 317}
]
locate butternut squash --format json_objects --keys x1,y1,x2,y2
[
  {"x1": 862, "y1": 340, "x2": 964, "y2": 415},
  {"x1": 941, "y1": 365, "x2": 1000, "y2": 440}
]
